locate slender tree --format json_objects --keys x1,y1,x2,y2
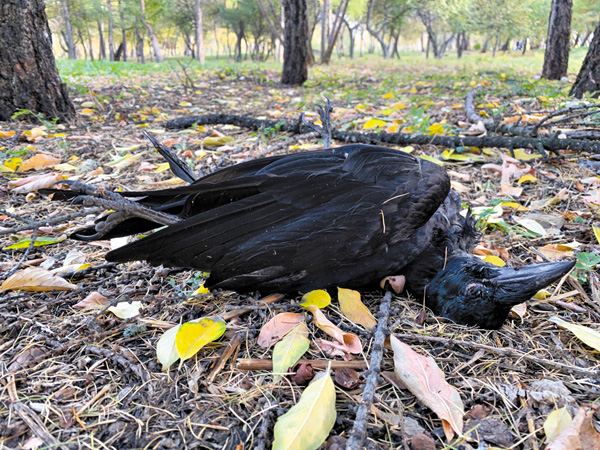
[
  {"x1": 195, "y1": 0, "x2": 205, "y2": 62},
  {"x1": 0, "y1": 0, "x2": 74, "y2": 121},
  {"x1": 570, "y1": 18, "x2": 600, "y2": 98},
  {"x1": 542, "y1": 0, "x2": 573, "y2": 79},
  {"x1": 59, "y1": 0, "x2": 76, "y2": 58}
]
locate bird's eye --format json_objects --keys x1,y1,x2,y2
[{"x1": 464, "y1": 282, "x2": 484, "y2": 297}]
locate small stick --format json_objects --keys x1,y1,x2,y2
[
  {"x1": 221, "y1": 293, "x2": 284, "y2": 320},
  {"x1": 206, "y1": 331, "x2": 244, "y2": 384},
  {"x1": 346, "y1": 291, "x2": 393, "y2": 449},
  {"x1": 236, "y1": 358, "x2": 368, "y2": 371}
]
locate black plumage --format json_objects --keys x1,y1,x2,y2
[{"x1": 48, "y1": 144, "x2": 574, "y2": 328}]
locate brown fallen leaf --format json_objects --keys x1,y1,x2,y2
[
  {"x1": 18, "y1": 154, "x2": 61, "y2": 172},
  {"x1": 545, "y1": 406, "x2": 600, "y2": 450},
  {"x1": 291, "y1": 362, "x2": 314, "y2": 385},
  {"x1": 1, "y1": 267, "x2": 77, "y2": 292},
  {"x1": 257, "y1": 312, "x2": 305, "y2": 348},
  {"x1": 334, "y1": 367, "x2": 361, "y2": 390},
  {"x1": 8, "y1": 172, "x2": 64, "y2": 193},
  {"x1": 391, "y1": 335, "x2": 464, "y2": 441},
  {"x1": 73, "y1": 292, "x2": 110, "y2": 310}
]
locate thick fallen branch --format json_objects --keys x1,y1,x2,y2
[
  {"x1": 465, "y1": 87, "x2": 600, "y2": 140},
  {"x1": 166, "y1": 113, "x2": 600, "y2": 154}
]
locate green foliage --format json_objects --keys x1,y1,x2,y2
[
  {"x1": 574, "y1": 252, "x2": 600, "y2": 284},
  {"x1": 11, "y1": 109, "x2": 60, "y2": 128}
]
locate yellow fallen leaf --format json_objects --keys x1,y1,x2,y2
[
  {"x1": 0, "y1": 130, "x2": 16, "y2": 138},
  {"x1": 419, "y1": 154, "x2": 444, "y2": 166},
  {"x1": 193, "y1": 284, "x2": 210, "y2": 295},
  {"x1": 534, "y1": 289, "x2": 550, "y2": 299},
  {"x1": 272, "y1": 322, "x2": 310, "y2": 380},
  {"x1": 391, "y1": 335, "x2": 464, "y2": 441},
  {"x1": 303, "y1": 305, "x2": 362, "y2": 354},
  {"x1": 272, "y1": 367, "x2": 336, "y2": 450},
  {"x1": 201, "y1": 136, "x2": 235, "y2": 146},
  {"x1": 512, "y1": 149, "x2": 541, "y2": 161},
  {"x1": 300, "y1": 289, "x2": 331, "y2": 308},
  {"x1": 175, "y1": 318, "x2": 226, "y2": 362},
  {"x1": 114, "y1": 145, "x2": 141, "y2": 152},
  {"x1": 363, "y1": 118, "x2": 387, "y2": 130},
  {"x1": 549, "y1": 317, "x2": 600, "y2": 352},
  {"x1": 482, "y1": 255, "x2": 506, "y2": 267},
  {"x1": 427, "y1": 123, "x2": 444, "y2": 135},
  {"x1": 392, "y1": 101, "x2": 406, "y2": 110},
  {"x1": 544, "y1": 407, "x2": 572, "y2": 444},
  {"x1": 518, "y1": 174, "x2": 538, "y2": 184},
  {"x1": 53, "y1": 163, "x2": 78, "y2": 172},
  {"x1": 0, "y1": 268, "x2": 76, "y2": 292},
  {"x1": 80, "y1": 108, "x2": 95, "y2": 115},
  {"x1": 107, "y1": 301, "x2": 141, "y2": 319},
  {"x1": 593, "y1": 226, "x2": 600, "y2": 245},
  {"x1": 22, "y1": 127, "x2": 46, "y2": 141},
  {"x1": 500, "y1": 202, "x2": 529, "y2": 211},
  {"x1": 337, "y1": 287, "x2": 377, "y2": 329}
]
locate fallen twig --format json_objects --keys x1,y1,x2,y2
[{"x1": 346, "y1": 291, "x2": 392, "y2": 450}]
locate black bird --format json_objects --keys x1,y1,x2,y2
[{"x1": 46, "y1": 144, "x2": 574, "y2": 328}]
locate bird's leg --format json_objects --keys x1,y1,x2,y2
[
  {"x1": 315, "y1": 97, "x2": 333, "y2": 149},
  {"x1": 71, "y1": 194, "x2": 181, "y2": 227},
  {"x1": 300, "y1": 97, "x2": 334, "y2": 149}
]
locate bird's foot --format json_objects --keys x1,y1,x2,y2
[{"x1": 300, "y1": 97, "x2": 334, "y2": 149}]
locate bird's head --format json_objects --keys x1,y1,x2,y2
[{"x1": 425, "y1": 256, "x2": 575, "y2": 329}]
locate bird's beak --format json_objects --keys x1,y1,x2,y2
[{"x1": 493, "y1": 260, "x2": 575, "y2": 305}]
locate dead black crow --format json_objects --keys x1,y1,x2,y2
[{"x1": 44, "y1": 144, "x2": 573, "y2": 328}]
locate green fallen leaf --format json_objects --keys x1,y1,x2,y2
[
  {"x1": 273, "y1": 323, "x2": 310, "y2": 381},
  {"x1": 272, "y1": 367, "x2": 336, "y2": 450},
  {"x1": 4, "y1": 235, "x2": 66, "y2": 250}
]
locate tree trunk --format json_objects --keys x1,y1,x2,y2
[
  {"x1": 106, "y1": 0, "x2": 115, "y2": 60},
  {"x1": 365, "y1": 0, "x2": 389, "y2": 58},
  {"x1": 321, "y1": 0, "x2": 349, "y2": 64},
  {"x1": 78, "y1": 28, "x2": 87, "y2": 60},
  {"x1": 86, "y1": 25, "x2": 94, "y2": 61},
  {"x1": 59, "y1": 0, "x2": 76, "y2": 59},
  {"x1": 97, "y1": 20, "x2": 106, "y2": 59},
  {"x1": 135, "y1": 24, "x2": 145, "y2": 63},
  {"x1": 320, "y1": 0, "x2": 328, "y2": 63},
  {"x1": 281, "y1": 0, "x2": 308, "y2": 85},
  {"x1": 0, "y1": 0, "x2": 74, "y2": 121},
  {"x1": 343, "y1": 19, "x2": 355, "y2": 59},
  {"x1": 139, "y1": 0, "x2": 163, "y2": 62},
  {"x1": 195, "y1": 0, "x2": 204, "y2": 63},
  {"x1": 570, "y1": 19, "x2": 600, "y2": 98},
  {"x1": 118, "y1": 0, "x2": 127, "y2": 62},
  {"x1": 542, "y1": 0, "x2": 572, "y2": 80}
]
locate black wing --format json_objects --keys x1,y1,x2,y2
[{"x1": 106, "y1": 144, "x2": 450, "y2": 292}]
